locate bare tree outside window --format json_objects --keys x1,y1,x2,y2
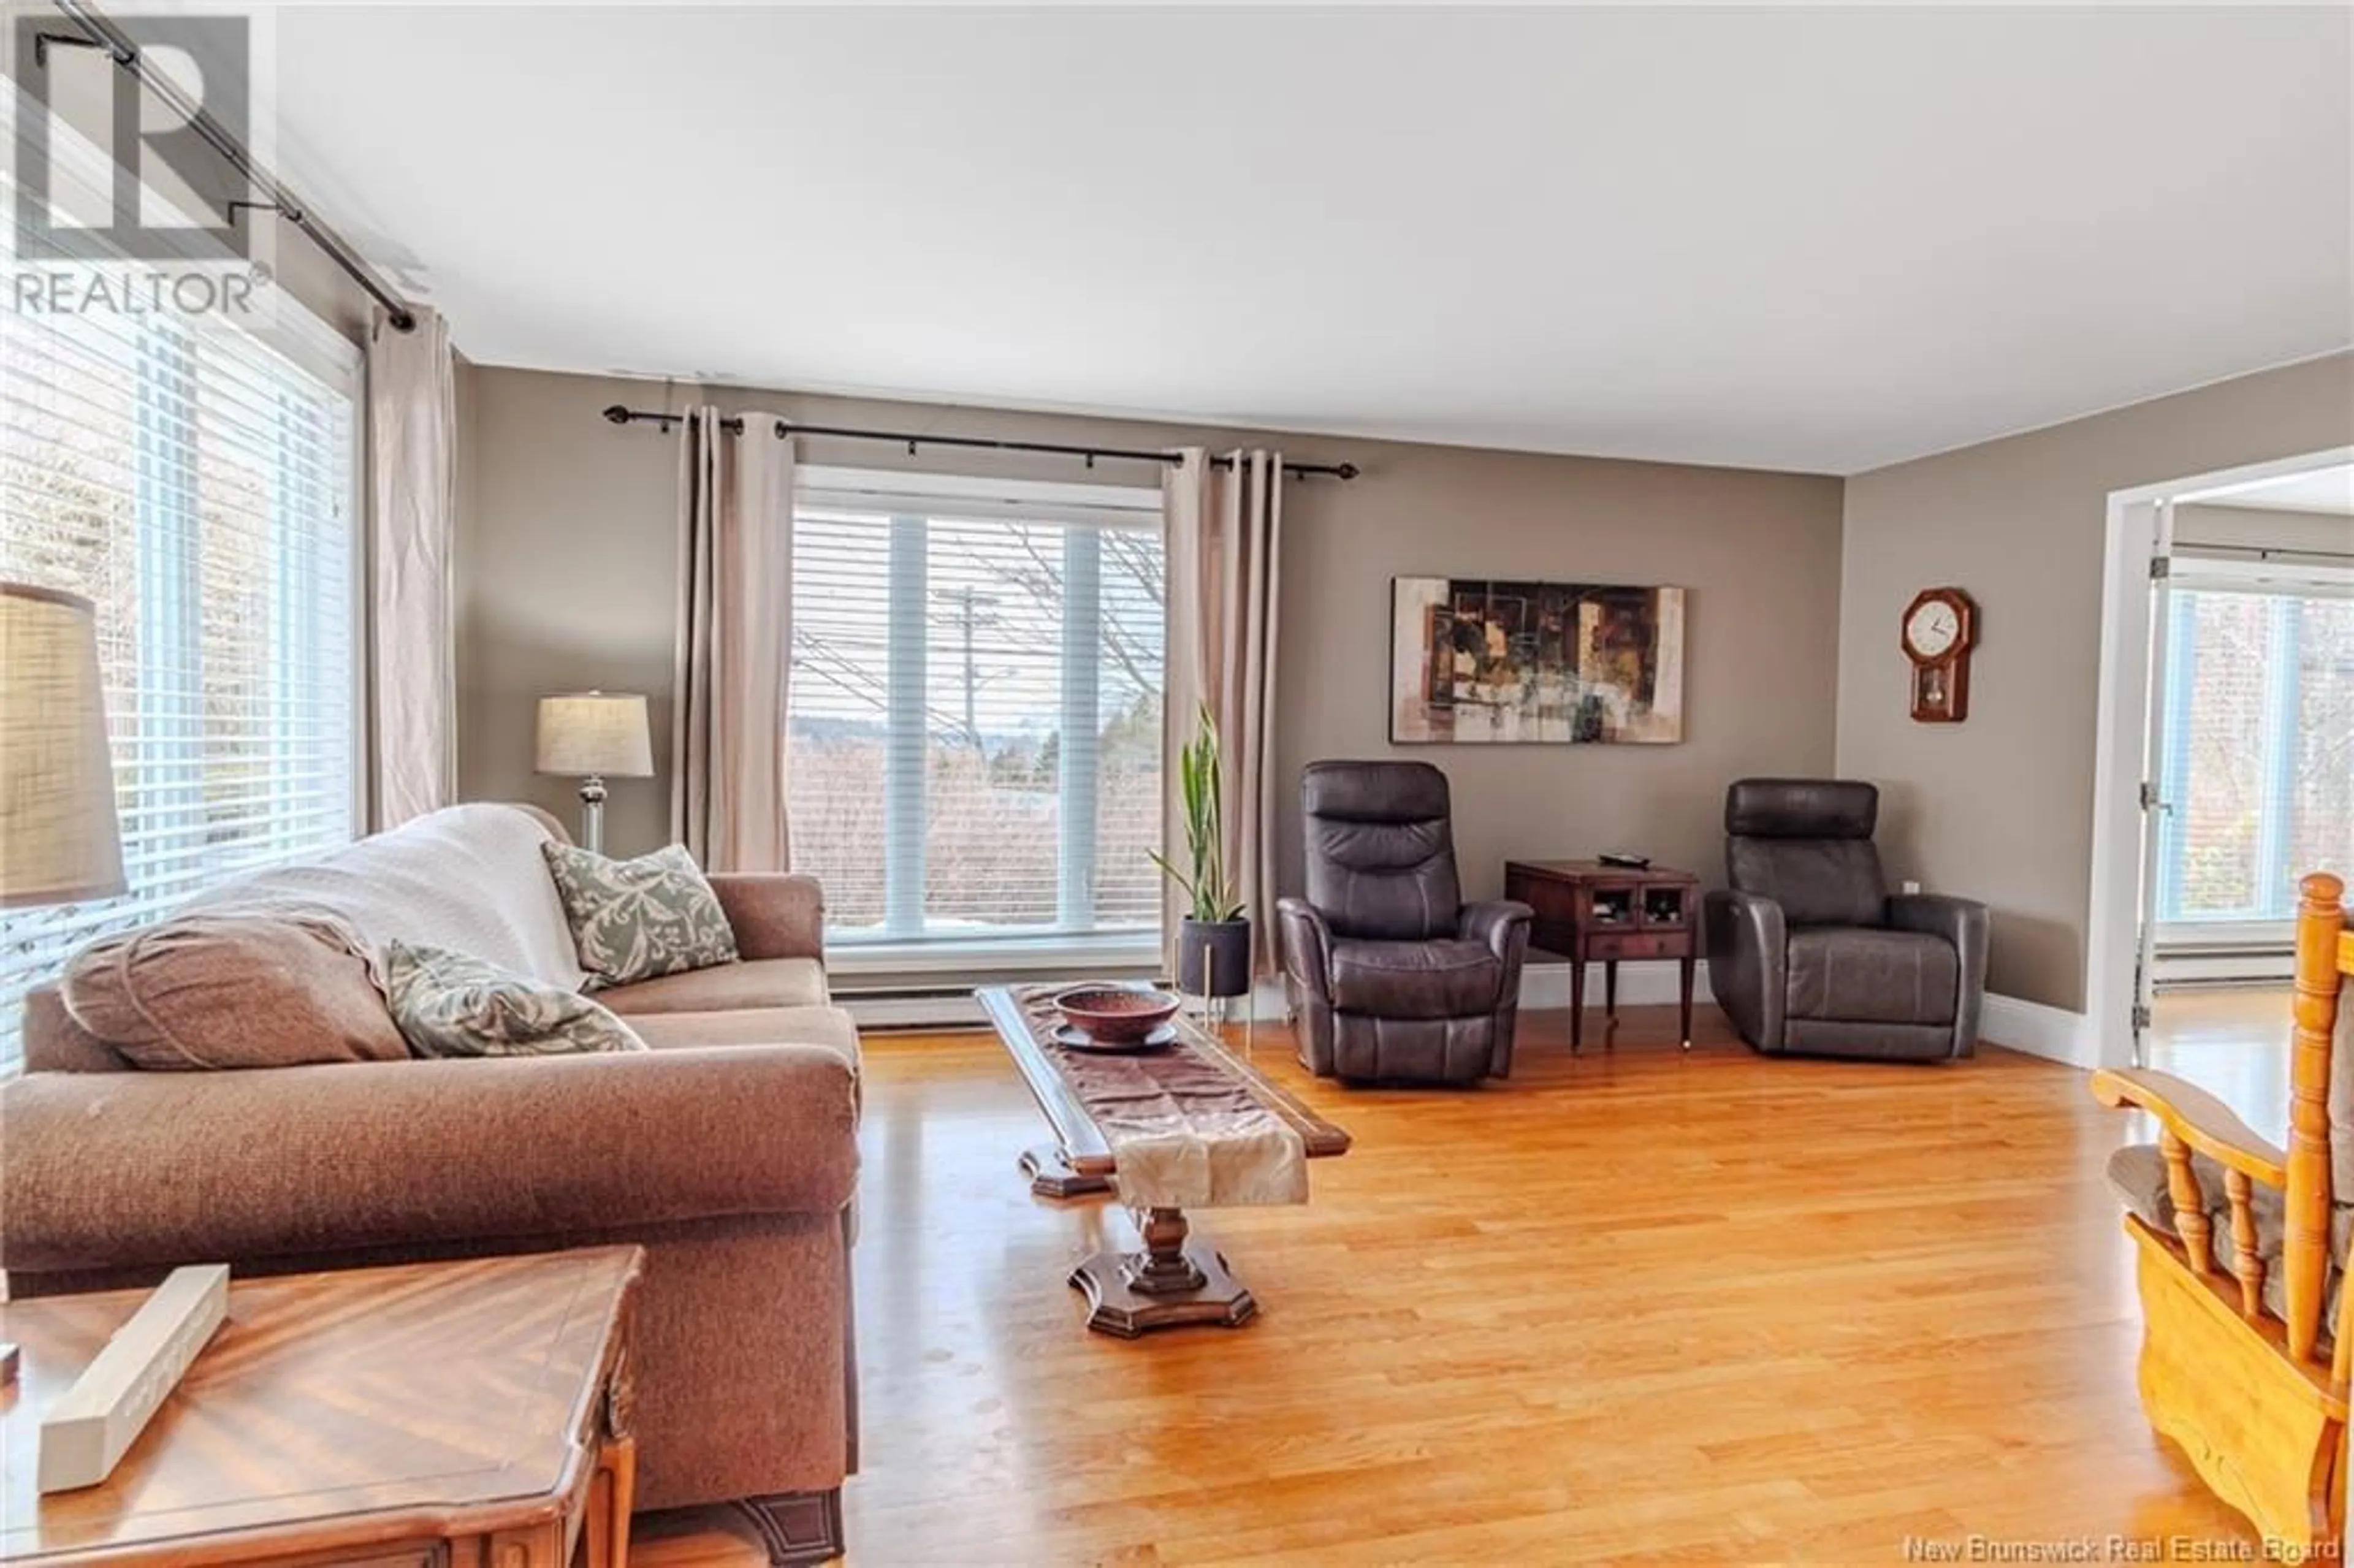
[
  {"x1": 0, "y1": 306, "x2": 359, "y2": 1066},
  {"x1": 2155, "y1": 587, "x2": 2353, "y2": 926},
  {"x1": 784, "y1": 502, "x2": 1164, "y2": 946}
]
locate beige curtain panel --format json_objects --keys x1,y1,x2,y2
[
  {"x1": 1163, "y1": 448, "x2": 1285, "y2": 978},
  {"x1": 672, "y1": 409, "x2": 794, "y2": 873},
  {"x1": 365, "y1": 304, "x2": 457, "y2": 830}
]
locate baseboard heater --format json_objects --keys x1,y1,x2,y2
[
  {"x1": 836, "y1": 971, "x2": 1161, "y2": 1032},
  {"x1": 839, "y1": 989, "x2": 990, "y2": 1032},
  {"x1": 2153, "y1": 942, "x2": 2294, "y2": 989}
]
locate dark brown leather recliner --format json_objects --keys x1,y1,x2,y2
[
  {"x1": 1704, "y1": 778, "x2": 1988, "y2": 1063},
  {"x1": 1278, "y1": 761, "x2": 1532, "y2": 1083}
]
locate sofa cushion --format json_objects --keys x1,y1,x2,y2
[
  {"x1": 625, "y1": 1005, "x2": 860, "y2": 1064},
  {"x1": 600, "y1": 957, "x2": 829, "y2": 1016},
  {"x1": 384, "y1": 942, "x2": 647, "y2": 1058},
  {"x1": 1785, "y1": 926, "x2": 1956, "y2": 1024},
  {"x1": 2106, "y1": 1141, "x2": 2352, "y2": 1333},
  {"x1": 1328, "y1": 937, "x2": 1501, "y2": 1019},
  {"x1": 543, "y1": 841, "x2": 740, "y2": 989},
  {"x1": 709, "y1": 873, "x2": 826, "y2": 961},
  {"x1": 188, "y1": 802, "x2": 587, "y2": 991},
  {"x1": 60, "y1": 914, "x2": 409, "y2": 1070}
]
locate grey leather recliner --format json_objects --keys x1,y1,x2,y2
[
  {"x1": 1278, "y1": 761, "x2": 1532, "y2": 1083},
  {"x1": 1704, "y1": 778, "x2": 1988, "y2": 1063}
]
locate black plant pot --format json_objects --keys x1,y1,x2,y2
[{"x1": 1176, "y1": 917, "x2": 1252, "y2": 999}]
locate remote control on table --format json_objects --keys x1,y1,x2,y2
[{"x1": 1598, "y1": 851, "x2": 1651, "y2": 869}]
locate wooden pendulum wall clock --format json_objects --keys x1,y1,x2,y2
[{"x1": 1901, "y1": 587, "x2": 1977, "y2": 723}]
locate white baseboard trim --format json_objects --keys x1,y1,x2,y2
[
  {"x1": 1230, "y1": 965, "x2": 1715, "y2": 1024},
  {"x1": 1978, "y1": 993, "x2": 2096, "y2": 1068},
  {"x1": 1518, "y1": 958, "x2": 1713, "y2": 1011},
  {"x1": 846, "y1": 976, "x2": 2097, "y2": 1068},
  {"x1": 851, "y1": 982, "x2": 1294, "y2": 1030},
  {"x1": 847, "y1": 964, "x2": 1715, "y2": 1031}
]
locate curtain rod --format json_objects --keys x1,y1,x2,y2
[
  {"x1": 44, "y1": 0, "x2": 420, "y2": 332},
  {"x1": 2174, "y1": 541, "x2": 2354, "y2": 563},
  {"x1": 599, "y1": 405, "x2": 1360, "y2": 481}
]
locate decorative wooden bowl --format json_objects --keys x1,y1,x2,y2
[{"x1": 1053, "y1": 986, "x2": 1182, "y2": 1044}]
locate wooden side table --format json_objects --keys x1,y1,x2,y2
[
  {"x1": 1504, "y1": 860, "x2": 1702, "y2": 1050},
  {"x1": 1, "y1": 1247, "x2": 642, "y2": 1567}
]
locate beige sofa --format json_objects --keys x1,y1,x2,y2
[{"x1": 0, "y1": 803, "x2": 861, "y2": 1565}]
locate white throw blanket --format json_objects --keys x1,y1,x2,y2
[{"x1": 188, "y1": 802, "x2": 587, "y2": 990}]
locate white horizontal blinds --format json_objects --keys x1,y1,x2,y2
[
  {"x1": 926, "y1": 516, "x2": 1066, "y2": 931},
  {"x1": 1091, "y1": 525, "x2": 1164, "y2": 929},
  {"x1": 787, "y1": 506, "x2": 896, "y2": 933},
  {"x1": 785, "y1": 481, "x2": 1164, "y2": 951},
  {"x1": 2155, "y1": 587, "x2": 2354, "y2": 925},
  {"x1": 2290, "y1": 598, "x2": 2354, "y2": 892},
  {"x1": 0, "y1": 300, "x2": 358, "y2": 1065}
]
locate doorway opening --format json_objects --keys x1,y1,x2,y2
[{"x1": 2089, "y1": 451, "x2": 2353, "y2": 1075}]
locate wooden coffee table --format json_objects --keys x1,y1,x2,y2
[
  {"x1": 977, "y1": 986, "x2": 1350, "y2": 1338},
  {"x1": 1, "y1": 1247, "x2": 642, "y2": 1567}
]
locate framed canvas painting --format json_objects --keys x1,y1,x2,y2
[{"x1": 1390, "y1": 577, "x2": 1686, "y2": 744}]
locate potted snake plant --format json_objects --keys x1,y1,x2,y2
[{"x1": 1149, "y1": 704, "x2": 1251, "y2": 1001}]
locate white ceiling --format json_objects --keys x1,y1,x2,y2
[
  {"x1": 2188, "y1": 462, "x2": 2354, "y2": 517},
  {"x1": 257, "y1": 4, "x2": 2353, "y2": 474}
]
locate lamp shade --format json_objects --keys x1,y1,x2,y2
[
  {"x1": 1, "y1": 583, "x2": 124, "y2": 908},
  {"x1": 535, "y1": 692, "x2": 654, "y2": 778}
]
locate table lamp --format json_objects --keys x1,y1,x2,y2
[
  {"x1": 1, "y1": 581, "x2": 126, "y2": 1384},
  {"x1": 1, "y1": 582, "x2": 124, "y2": 909},
  {"x1": 534, "y1": 691, "x2": 652, "y2": 854}
]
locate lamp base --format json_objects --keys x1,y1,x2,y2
[{"x1": 577, "y1": 776, "x2": 607, "y2": 855}]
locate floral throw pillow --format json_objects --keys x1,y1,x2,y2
[
  {"x1": 540, "y1": 840, "x2": 740, "y2": 989},
  {"x1": 384, "y1": 942, "x2": 647, "y2": 1057}
]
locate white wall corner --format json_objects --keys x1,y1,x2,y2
[{"x1": 1976, "y1": 993, "x2": 2097, "y2": 1069}]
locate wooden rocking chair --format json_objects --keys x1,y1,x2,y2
[{"x1": 2091, "y1": 871, "x2": 2354, "y2": 1548}]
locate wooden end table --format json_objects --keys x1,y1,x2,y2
[
  {"x1": 976, "y1": 987, "x2": 1350, "y2": 1338},
  {"x1": 1, "y1": 1247, "x2": 642, "y2": 1567},
  {"x1": 1504, "y1": 860, "x2": 1701, "y2": 1050}
]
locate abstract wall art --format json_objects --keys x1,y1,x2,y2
[{"x1": 1390, "y1": 577, "x2": 1686, "y2": 745}]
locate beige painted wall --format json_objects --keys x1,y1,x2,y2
[
  {"x1": 456, "y1": 367, "x2": 693, "y2": 849},
  {"x1": 1835, "y1": 352, "x2": 2354, "y2": 1011},
  {"x1": 457, "y1": 367, "x2": 1846, "y2": 907}
]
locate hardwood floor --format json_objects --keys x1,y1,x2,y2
[
  {"x1": 633, "y1": 1007, "x2": 2253, "y2": 1566},
  {"x1": 2148, "y1": 985, "x2": 2296, "y2": 1136}
]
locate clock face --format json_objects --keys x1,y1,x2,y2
[{"x1": 1905, "y1": 598, "x2": 1962, "y2": 660}]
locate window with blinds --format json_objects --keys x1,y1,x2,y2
[
  {"x1": 2154, "y1": 581, "x2": 2354, "y2": 930},
  {"x1": 787, "y1": 469, "x2": 1164, "y2": 962},
  {"x1": 0, "y1": 297, "x2": 361, "y2": 1065}
]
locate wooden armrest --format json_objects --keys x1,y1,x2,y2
[{"x1": 2090, "y1": 1067, "x2": 2287, "y2": 1187}]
